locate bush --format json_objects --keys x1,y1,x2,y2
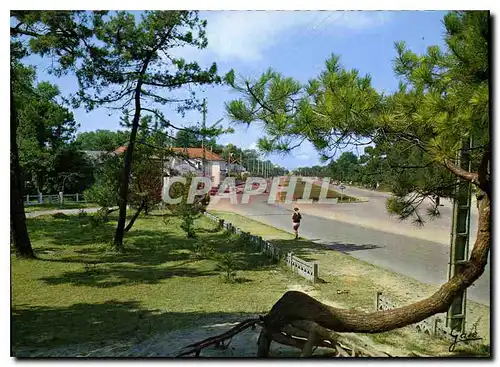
[
  {"x1": 216, "y1": 252, "x2": 239, "y2": 283},
  {"x1": 78, "y1": 209, "x2": 88, "y2": 219},
  {"x1": 180, "y1": 210, "x2": 196, "y2": 238},
  {"x1": 192, "y1": 241, "x2": 215, "y2": 260},
  {"x1": 88, "y1": 215, "x2": 102, "y2": 228},
  {"x1": 88, "y1": 209, "x2": 109, "y2": 228},
  {"x1": 52, "y1": 212, "x2": 69, "y2": 219},
  {"x1": 167, "y1": 174, "x2": 210, "y2": 238}
]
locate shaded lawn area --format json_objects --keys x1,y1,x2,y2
[
  {"x1": 24, "y1": 202, "x2": 100, "y2": 213},
  {"x1": 277, "y1": 180, "x2": 358, "y2": 203},
  {"x1": 12, "y1": 212, "x2": 309, "y2": 354}
]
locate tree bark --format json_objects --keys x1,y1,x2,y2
[
  {"x1": 124, "y1": 199, "x2": 146, "y2": 232},
  {"x1": 261, "y1": 193, "x2": 490, "y2": 334},
  {"x1": 10, "y1": 76, "x2": 35, "y2": 258}
]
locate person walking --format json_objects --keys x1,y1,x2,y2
[{"x1": 292, "y1": 207, "x2": 302, "y2": 240}]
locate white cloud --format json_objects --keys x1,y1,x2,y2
[
  {"x1": 294, "y1": 141, "x2": 316, "y2": 162},
  {"x1": 170, "y1": 11, "x2": 392, "y2": 66},
  {"x1": 248, "y1": 142, "x2": 258, "y2": 150},
  {"x1": 208, "y1": 11, "x2": 390, "y2": 62}
]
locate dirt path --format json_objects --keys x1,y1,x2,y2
[{"x1": 25, "y1": 207, "x2": 102, "y2": 218}]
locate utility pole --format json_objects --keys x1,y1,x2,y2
[
  {"x1": 446, "y1": 136, "x2": 473, "y2": 333},
  {"x1": 201, "y1": 98, "x2": 207, "y2": 179}
]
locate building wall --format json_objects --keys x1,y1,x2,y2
[
  {"x1": 211, "y1": 163, "x2": 221, "y2": 186},
  {"x1": 165, "y1": 157, "x2": 226, "y2": 187}
]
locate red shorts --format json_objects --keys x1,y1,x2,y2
[{"x1": 293, "y1": 222, "x2": 300, "y2": 230}]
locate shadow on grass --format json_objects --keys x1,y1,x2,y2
[
  {"x1": 12, "y1": 300, "x2": 260, "y2": 355},
  {"x1": 27, "y1": 215, "x2": 116, "y2": 247},
  {"x1": 40, "y1": 264, "x2": 216, "y2": 287},
  {"x1": 27, "y1": 213, "x2": 276, "y2": 288}
]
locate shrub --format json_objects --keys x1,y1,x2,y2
[
  {"x1": 88, "y1": 215, "x2": 102, "y2": 228},
  {"x1": 88, "y1": 209, "x2": 108, "y2": 228},
  {"x1": 216, "y1": 252, "x2": 239, "y2": 283},
  {"x1": 78, "y1": 209, "x2": 88, "y2": 219},
  {"x1": 192, "y1": 241, "x2": 215, "y2": 260},
  {"x1": 167, "y1": 174, "x2": 210, "y2": 238}
]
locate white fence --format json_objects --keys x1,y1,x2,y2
[
  {"x1": 375, "y1": 291, "x2": 484, "y2": 344},
  {"x1": 286, "y1": 252, "x2": 319, "y2": 283},
  {"x1": 25, "y1": 193, "x2": 85, "y2": 205},
  {"x1": 203, "y1": 211, "x2": 319, "y2": 283}
]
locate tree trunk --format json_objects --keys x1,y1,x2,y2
[
  {"x1": 112, "y1": 29, "x2": 172, "y2": 251},
  {"x1": 125, "y1": 199, "x2": 146, "y2": 232},
  {"x1": 10, "y1": 78, "x2": 35, "y2": 259},
  {"x1": 113, "y1": 84, "x2": 143, "y2": 251},
  {"x1": 262, "y1": 193, "x2": 490, "y2": 334}
]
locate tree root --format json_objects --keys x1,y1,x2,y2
[
  {"x1": 175, "y1": 318, "x2": 262, "y2": 357},
  {"x1": 177, "y1": 316, "x2": 390, "y2": 358}
]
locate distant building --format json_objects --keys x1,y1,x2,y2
[
  {"x1": 168, "y1": 147, "x2": 227, "y2": 186},
  {"x1": 113, "y1": 146, "x2": 229, "y2": 187},
  {"x1": 226, "y1": 163, "x2": 247, "y2": 174}
]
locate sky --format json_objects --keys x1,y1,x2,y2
[{"x1": 25, "y1": 10, "x2": 449, "y2": 170}]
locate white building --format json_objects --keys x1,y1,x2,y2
[
  {"x1": 168, "y1": 147, "x2": 227, "y2": 187},
  {"x1": 113, "y1": 146, "x2": 234, "y2": 188}
]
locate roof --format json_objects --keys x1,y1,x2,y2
[
  {"x1": 114, "y1": 146, "x2": 128, "y2": 154},
  {"x1": 171, "y1": 148, "x2": 224, "y2": 161},
  {"x1": 113, "y1": 146, "x2": 224, "y2": 161}
]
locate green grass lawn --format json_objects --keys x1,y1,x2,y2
[
  {"x1": 278, "y1": 180, "x2": 358, "y2": 203},
  {"x1": 12, "y1": 211, "x2": 309, "y2": 355},
  {"x1": 12, "y1": 209, "x2": 490, "y2": 357},
  {"x1": 24, "y1": 202, "x2": 100, "y2": 213}
]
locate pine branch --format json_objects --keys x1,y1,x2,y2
[
  {"x1": 443, "y1": 159, "x2": 480, "y2": 185},
  {"x1": 139, "y1": 108, "x2": 194, "y2": 132}
]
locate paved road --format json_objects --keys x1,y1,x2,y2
[
  {"x1": 291, "y1": 183, "x2": 480, "y2": 247},
  {"x1": 209, "y1": 189, "x2": 490, "y2": 306},
  {"x1": 333, "y1": 185, "x2": 479, "y2": 244}
]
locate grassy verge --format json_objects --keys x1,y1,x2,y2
[
  {"x1": 211, "y1": 211, "x2": 491, "y2": 357},
  {"x1": 24, "y1": 202, "x2": 100, "y2": 213},
  {"x1": 12, "y1": 211, "x2": 310, "y2": 356},
  {"x1": 277, "y1": 181, "x2": 358, "y2": 203}
]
